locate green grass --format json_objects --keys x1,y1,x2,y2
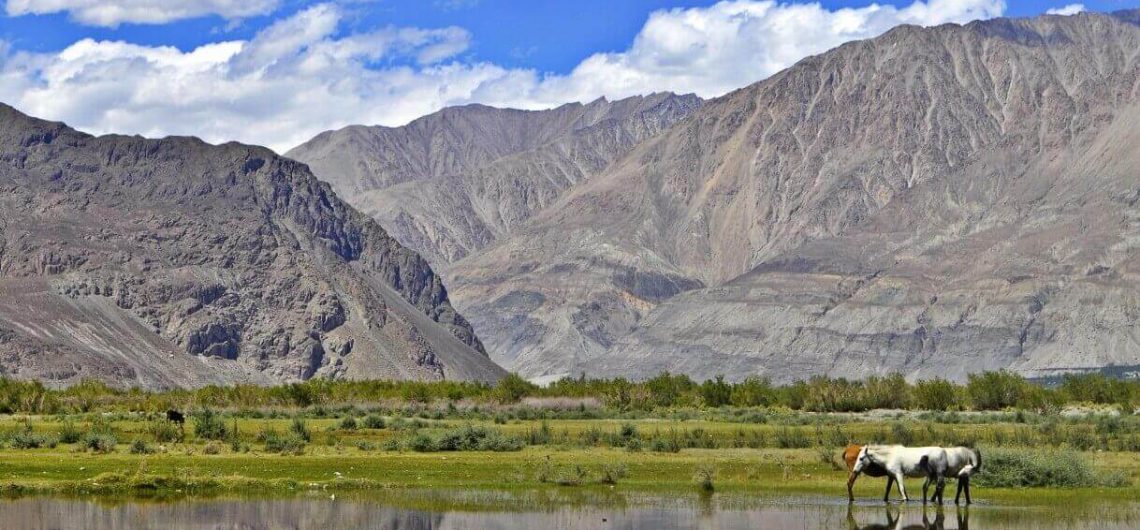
[{"x1": 0, "y1": 414, "x2": 1134, "y2": 501}]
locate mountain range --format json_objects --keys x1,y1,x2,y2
[
  {"x1": 290, "y1": 9, "x2": 1140, "y2": 383},
  {"x1": 2, "y1": 9, "x2": 1137, "y2": 389}
]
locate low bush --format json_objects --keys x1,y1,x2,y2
[
  {"x1": 363, "y1": 415, "x2": 385, "y2": 429},
  {"x1": 263, "y1": 432, "x2": 306, "y2": 455},
  {"x1": 10, "y1": 429, "x2": 58, "y2": 449},
  {"x1": 973, "y1": 448, "x2": 1129, "y2": 488},
  {"x1": 290, "y1": 417, "x2": 311, "y2": 442},
  {"x1": 58, "y1": 420, "x2": 84, "y2": 444},
  {"x1": 148, "y1": 420, "x2": 183, "y2": 443},
  {"x1": 129, "y1": 439, "x2": 155, "y2": 454},
  {"x1": 650, "y1": 437, "x2": 680, "y2": 453},
  {"x1": 83, "y1": 433, "x2": 117, "y2": 453},
  {"x1": 193, "y1": 408, "x2": 228, "y2": 440},
  {"x1": 410, "y1": 425, "x2": 525, "y2": 452}
]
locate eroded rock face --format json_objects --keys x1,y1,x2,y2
[
  {"x1": 0, "y1": 105, "x2": 504, "y2": 389},
  {"x1": 293, "y1": 11, "x2": 1140, "y2": 383}
]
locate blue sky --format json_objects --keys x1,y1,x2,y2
[
  {"x1": 3, "y1": 1, "x2": 1134, "y2": 72},
  {"x1": 0, "y1": 0, "x2": 1133, "y2": 150}
]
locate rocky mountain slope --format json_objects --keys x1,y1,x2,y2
[
  {"x1": 0, "y1": 105, "x2": 504, "y2": 389},
  {"x1": 287, "y1": 93, "x2": 702, "y2": 265},
  {"x1": 296, "y1": 10, "x2": 1140, "y2": 383}
]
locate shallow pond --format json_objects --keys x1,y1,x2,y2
[{"x1": 1, "y1": 492, "x2": 1137, "y2": 529}]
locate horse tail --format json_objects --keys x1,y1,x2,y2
[{"x1": 973, "y1": 447, "x2": 982, "y2": 472}]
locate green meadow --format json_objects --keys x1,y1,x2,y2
[{"x1": 0, "y1": 371, "x2": 1136, "y2": 502}]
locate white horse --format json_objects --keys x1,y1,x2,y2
[
  {"x1": 852, "y1": 445, "x2": 948, "y2": 503},
  {"x1": 943, "y1": 446, "x2": 982, "y2": 504}
]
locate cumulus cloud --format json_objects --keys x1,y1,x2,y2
[
  {"x1": 6, "y1": 0, "x2": 279, "y2": 27},
  {"x1": 1046, "y1": 4, "x2": 1085, "y2": 16},
  {"x1": 0, "y1": 0, "x2": 1005, "y2": 152},
  {"x1": 505, "y1": 0, "x2": 1006, "y2": 104}
]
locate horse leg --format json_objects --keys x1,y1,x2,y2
[
  {"x1": 895, "y1": 472, "x2": 908, "y2": 502},
  {"x1": 847, "y1": 472, "x2": 858, "y2": 503},
  {"x1": 955, "y1": 477, "x2": 964, "y2": 505},
  {"x1": 936, "y1": 475, "x2": 946, "y2": 505},
  {"x1": 883, "y1": 476, "x2": 894, "y2": 503},
  {"x1": 922, "y1": 476, "x2": 930, "y2": 504},
  {"x1": 964, "y1": 475, "x2": 972, "y2": 505}
]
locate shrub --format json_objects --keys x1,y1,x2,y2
[
  {"x1": 58, "y1": 420, "x2": 84, "y2": 444},
  {"x1": 913, "y1": 378, "x2": 958, "y2": 411},
  {"x1": 83, "y1": 433, "x2": 117, "y2": 453},
  {"x1": 429, "y1": 425, "x2": 525, "y2": 452},
  {"x1": 148, "y1": 420, "x2": 183, "y2": 443},
  {"x1": 339, "y1": 417, "x2": 358, "y2": 431},
  {"x1": 408, "y1": 433, "x2": 437, "y2": 452},
  {"x1": 554, "y1": 465, "x2": 588, "y2": 486},
  {"x1": 129, "y1": 439, "x2": 155, "y2": 455},
  {"x1": 363, "y1": 415, "x2": 385, "y2": 429},
  {"x1": 263, "y1": 432, "x2": 306, "y2": 455},
  {"x1": 193, "y1": 408, "x2": 228, "y2": 440},
  {"x1": 700, "y1": 376, "x2": 732, "y2": 408},
  {"x1": 494, "y1": 373, "x2": 535, "y2": 404},
  {"x1": 290, "y1": 417, "x2": 311, "y2": 442},
  {"x1": 598, "y1": 463, "x2": 628, "y2": 485},
  {"x1": 11, "y1": 429, "x2": 58, "y2": 449},
  {"x1": 731, "y1": 377, "x2": 777, "y2": 407},
  {"x1": 974, "y1": 448, "x2": 1128, "y2": 488},
  {"x1": 967, "y1": 371, "x2": 1029, "y2": 410},
  {"x1": 650, "y1": 437, "x2": 680, "y2": 453},
  {"x1": 625, "y1": 437, "x2": 643, "y2": 452},
  {"x1": 203, "y1": 442, "x2": 221, "y2": 455}
]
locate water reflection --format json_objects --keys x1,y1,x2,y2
[
  {"x1": 0, "y1": 493, "x2": 1134, "y2": 530},
  {"x1": 848, "y1": 505, "x2": 970, "y2": 530}
]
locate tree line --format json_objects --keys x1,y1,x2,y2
[{"x1": 0, "y1": 370, "x2": 1135, "y2": 415}]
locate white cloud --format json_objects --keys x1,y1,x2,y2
[
  {"x1": 6, "y1": 0, "x2": 279, "y2": 27},
  {"x1": 0, "y1": 0, "x2": 1005, "y2": 152},
  {"x1": 1046, "y1": 4, "x2": 1085, "y2": 16},
  {"x1": 497, "y1": 0, "x2": 1006, "y2": 105}
]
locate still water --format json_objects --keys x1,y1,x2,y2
[{"x1": 0, "y1": 492, "x2": 1136, "y2": 529}]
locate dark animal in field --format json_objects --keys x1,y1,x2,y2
[{"x1": 166, "y1": 410, "x2": 185, "y2": 424}]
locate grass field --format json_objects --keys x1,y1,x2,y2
[{"x1": 0, "y1": 413, "x2": 1136, "y2": 504}]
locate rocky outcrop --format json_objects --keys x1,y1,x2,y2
[{"x1": 0, "y1": 104, "x2": 504, "y2": 389}]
